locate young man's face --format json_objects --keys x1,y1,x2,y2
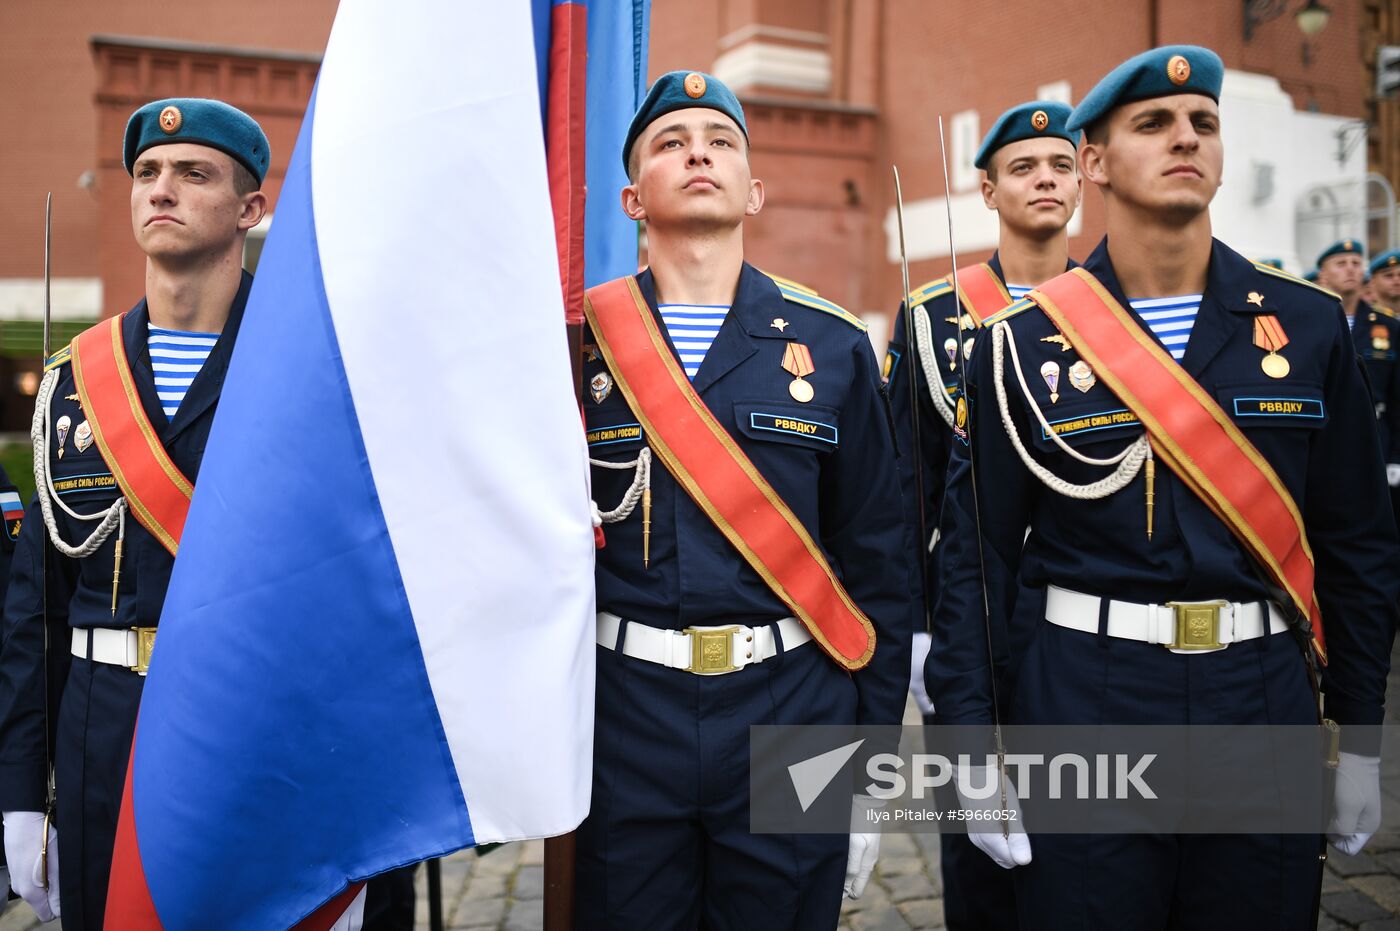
[
  {"x1": 622, "y1": 108, "x2": 762, "y2": 231},
  {"x1": 130, "y1": 143, "x2": 263, "y2": 261},
  {"x1": 1373, "y1": 266, "x2": 1400, "y2": 305},
  {"x1": 982, "y1": 137, "x2": 1081, "y2": 238},
  {"x1": 1318, "y1": 253, "x2": 1365, "y2": 298},
  {"x1": 1080, "y1": 94, "x2": 1223, "y2": 222}
]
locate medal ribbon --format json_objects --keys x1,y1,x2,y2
[
  {"x1": 782, "y1": 342, "x2": 815, "y2": 378},
  {"x1": 1253, "y1": 315, "x2": 1289, "y2": 353},
  {"x1": 1029, "y1": 269, "x2": 1325, "y2": 659},
  {"x1": 585, "y1": 276, "x2": 876, "y2": 669}
]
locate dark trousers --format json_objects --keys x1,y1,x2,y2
[
  {"x1": 1008, "y1": 621, "x2": 1323, "y2": 931},
  {"x1": 576, "y1": 636, "x2": 852, "y2": 930},
  {"x1": 363, "y1": 864, "x2": 418, "y2": 931},
  {"x1": 923, "y1": 713, "x2": 1020, "y2": 931},
  {"x1": 55, "y1": 653, "x2": 143, "y2": 931}
]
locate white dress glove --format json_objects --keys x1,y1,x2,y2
[
  {"x1": 955, "y1": 765, "x2": 1032, "y2": 869},
  {"x1": 3, "y1": 811, "x2": 59, "y2": 922},
  {"x1": 1386, "y1": 464, "x2": 1400, "y2": 488},
  {"x1": 327, "y1": 884, "x2": 367, "y2": 931},
  {"x1": 843, "y1": 795, "x2": 886, "y2": 899},
  {"x1": 909, "y1": 632, "x2": 934, "y2": 715},
  {"x1": 1328, "y1": 752, "x2": 1382, "y2": 855}
]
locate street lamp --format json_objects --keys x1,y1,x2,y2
[
  {"x1": 1242, "y1": 0, "x2": 1331, "y2": 42},
  {"x1": 1295, "y1": 0, "x2": 1331, "y2": 37}
]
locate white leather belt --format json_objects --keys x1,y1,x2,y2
[
  {"x1": 71, "y1": 627, "x2": 157, "y2": 675},
  {"x1": 597, "y1": 612, "x2": 811, "y2": 675},
  {"x1": 1045, "y1": 585, "x2": 1289, "y2": 654}
]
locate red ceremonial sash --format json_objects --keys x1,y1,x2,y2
[
  {"x1": 954, "y1": 263, "x2": 1014, "y2": 326},
  {"x1": 1029, "y1": 269, "x2": 1325, "y2": 659},
  {"x1": 584, "y1": 276, "x2": 876, "y2": 670},
  {"x1": 70, "y1": 316, "x2": 192, "y2": 556}
]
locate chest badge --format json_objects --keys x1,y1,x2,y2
[
  {"x1": 1068, "y1": 360, "x2": 1096, "y2": 393},
  {"x1": 590, "y1": 372, "x2": 613, "y2": 404},
  {"x1": 770, "y1": 318, "x2": 789, "y2": 332},
  {"x1": 1253, "y1": 314, "x2": 1291, "y2": 379},
  {"x1": 1040, "y1": 361, "x2": 1061, "y2": 403},
  {"x1": 943, "y1": 337, "x2": 959, "y2": 370},
  {"x1": 1041, "y1": 333, "x2": 1072, "y2": 352},
  {"x1": 782, "y1": 342, "x2": 816, "y2": 403},
  {"x1": 1247, "y1": 291, "x2": 1264, "y2": 307},
  {"x1": 582, "y1": 342, "x2": 600, "y2": 363},
  {"x1": 55, "y1": 415, "x2": 71, "y2": 459},
  {"x1": 74, "y1": 420, "x2": 94, "y2": 453},
  {"x1": 1371, "y1": 324, "x2": 1391, "y2": 352}
]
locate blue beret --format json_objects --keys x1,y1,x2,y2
[
  {"x1": 1317, "y1": 239, "x2": 1365, "y2": 265},
  {"x1": 974, "y1": 102, "x2": 1075, "y2": 170},
  {"x1": 623, "y1": 71, "x2": 747, "y2": 170},
  {"x1": 124, "y1": 98, "x2": 270, "y2": 185},
  {"x1": 1067, "y1": 45, "x2": 1224, "y2": 134},
  {"x1": 1303, "y1": 269, "x2": 1319, "y2": 283},
  {"x1": 1370, "y1": 250, "x2": 1400, "y2": 275}
]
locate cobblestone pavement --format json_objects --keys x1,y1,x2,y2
[{"x1": 5, "y1": 647, "x2": 1400, "y2": 930}]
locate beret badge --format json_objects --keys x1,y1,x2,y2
[
  {"x1": 159, "y1": 106, "x2": 182, "y2": 134},
  {"x1": 684, "y1": 72, "x2": 707, "y2": 99},
  {"x1": 1031, "y1": 109, "x2": 1049, "y2": 131},
  {"x1": 1167, "y1": 55, "x2": 1191, "y2": 86}
]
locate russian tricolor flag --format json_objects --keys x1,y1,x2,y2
[{"x1": 104, "y1": 1, "x2": 646, "y2": 926}]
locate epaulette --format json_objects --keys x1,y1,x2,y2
[
  {"x1": 1252, "y1": 262, "x2": 1340, "y2": 300},
  {"x1": 774, "y1": 282, "x2": 868, "y2": 332},
  {"x1": 907, "y1": 275, "x2": 954, "y2": 308},
  {"x1": 44, "y1": 345, "x2": 72, "y2": 372},
  {"x1": 1372, "y1": 303, "x2": 1397, "y2": 320},
  {"x1": 759, "y1": 270, "x2": 818, "y2": 296},
  {"x1": 982, "y1": 297, "x2": 1036, "y2": 326}
]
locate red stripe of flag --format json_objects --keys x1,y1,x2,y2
[{"x1": 547, "y1": 1, "x2": 588, "y2": 326}]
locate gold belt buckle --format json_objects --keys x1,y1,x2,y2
[
  {"x1": 1164, "y1": 600, "x2": 1227, "y2": 651},
  {"x1": 683, "y1": 625, "x2": 740, "y2": 674},
  {"x1": 132, "y1": 627, "x2": 157, "y2": 675}
]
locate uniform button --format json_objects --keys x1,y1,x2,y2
[
  {"x1": 746, "y1": 635, "x2": 752, "y2": 642},
  {"x1": 746, "y1": 651, "x2": 753, "y2": 659}
]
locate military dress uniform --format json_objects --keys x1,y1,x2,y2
[
  {"x1": 0, "y1": 281, "x2": 249, "y2": 928},
  {"x1": 576, "y1": 262, "x2": 911, "y2": 929},
  {"x1": 1352, "y1": 297, "x2": 1400, "y2": 531},
  {"x1": 888, "y1": 253, "x2": 1076, "y2": 931},
  {"x1": 932, "y1": 232, "x2": 1399, "y2": 927},
  {"x1": 0, "y1": 466, "x2": 25, "y2": 917}
]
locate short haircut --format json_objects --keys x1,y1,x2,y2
[{"x1": 232, "y1": 160, "x2": 260, "y2": 197}]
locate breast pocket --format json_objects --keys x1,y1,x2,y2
[
  {"x1": 1030, "y1": 400, "x2": 1143, "y2": 454},
  {"x1": 733, "y1": 401, "x2": 841, "y2": 453},
  {"x1": 1216, "y1": 382, "x2": 1328, "y2": 432}
]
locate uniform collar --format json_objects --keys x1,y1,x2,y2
[
  {"x1": 634, "y1": 263, "x2": 767, "y2": 395},
  {"x1": 130, "y1": 270, "x2": 253, "y2": 441},
  {"x1": 1080, "y1": 236, "x2": 1265, "y2": 377}
]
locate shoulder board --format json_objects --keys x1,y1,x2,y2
[
  {"x1": 982, "y1": 297, "x2": 1036, "y2": 327},
  {"x1": 776, "y1": 285, "x2": 867, "y2": 332},
  {"x1": 1371, "y1": 303, "x2": 1397, "y2": 319},
  {"x1": 759, "y1": 270, "x2": 818, "y2": 296},
  {"x1": 44, "y1": 344, "x2": 72, "y2": 372},
  {"x1": 908, "y1": 275, "x2": 954, "y2": 307},
  {"x1": 1251, "y1": 262, "x2": 1340, "y2": 300}
]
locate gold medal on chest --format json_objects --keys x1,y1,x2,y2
[{"x1": 782, "y1": 343, "x2": 816, "y2": 403}]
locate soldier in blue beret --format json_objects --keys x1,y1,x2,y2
[
  {"x1": 932, "y1": 45, "x2": 1398, "y2": 927},
  {"x1": 575, "y1": 70, "x2": 911, "y2": 928},
  {"x1": 1316, "y1": 239, "x2": 1400, "y2": 545},
  {"x1": 1372, "y1": 249, "x2": 1400, "y2": 310},
  {"x1": 886, "y1": 98, "x2": 1080, "y2": 931},
  {"x1": 0, "y1": 98, "x2": 269, "y2": 929}
]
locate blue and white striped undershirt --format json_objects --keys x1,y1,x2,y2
[
  {"x1": 1006, "y1": 284, "x2": 1033, "y2": 301},
  {"x1": 1131, "y1": 295, "x2": 1202, "y2": 361},
  {"x1": 148, "y1": 324, "x2": 218, "y2": 420},
  {"x1": 659, "y1": 304, "x2": 730, "y2": 379}
]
